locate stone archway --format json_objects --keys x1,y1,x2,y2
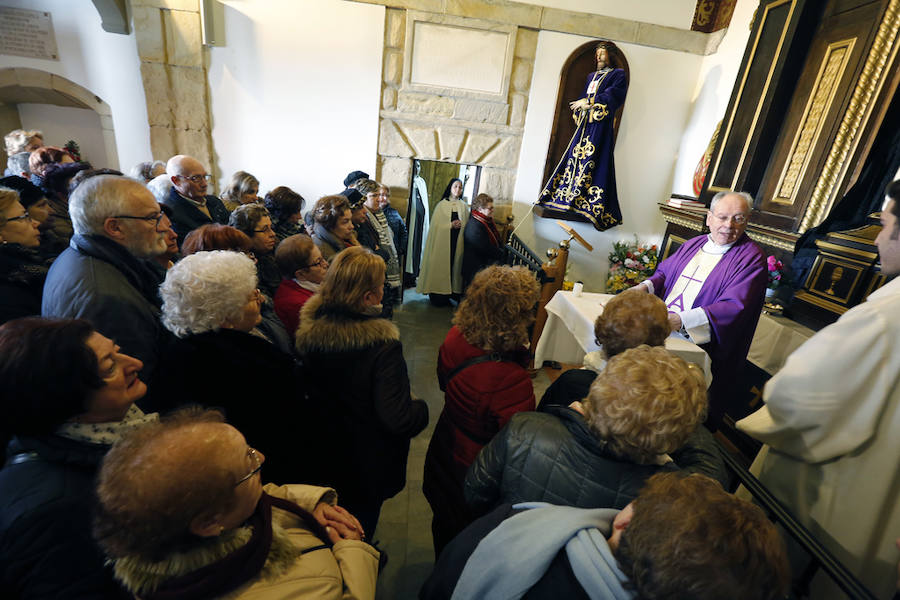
[{"x1": 0, "y1": 67, "x2": 118, "y2": 169}]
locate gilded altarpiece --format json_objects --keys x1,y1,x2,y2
[
  {"x1": 656, "y1": 0, "x2": 900, "y2": 460},
  {"x1": 665, "y1": 0, "x2": 900, "y2": 328}
]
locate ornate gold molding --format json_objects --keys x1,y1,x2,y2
[
  {"x1": 774, "y1": 38, "x2": 855, "y2": 204},
  {"x1": 793, "y1": 289, "x2": 850, "y2": 314},
  {"x1": 816, "y1": 239, "x2": 878, "y2": 261},
  {"x1": 746, "y1": 228, "x2": 796, "y2": 251},
  {"x1": 660, "y1": 211, "x2": 705, "y2": 231},
  {"x1": 801, "y1": 0, "x2": 900, "y2": 232}
]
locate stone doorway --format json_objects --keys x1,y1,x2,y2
[
  {"x1": 0, "y1": 68, "x2": 117, "y2": 170},
  {"x1": 404, "y1": 158, "x2": 482, "y2": 287}
]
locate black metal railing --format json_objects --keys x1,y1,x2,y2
[{"x1": 506, "y1": 233, "x2": 543, "y2": 273}]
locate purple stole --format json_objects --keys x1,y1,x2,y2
[{"x1": 647, "y1": 233, "x2": 767, "y2": 417}]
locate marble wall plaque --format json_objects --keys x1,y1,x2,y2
[
  {"x1": 0, "y1": 7, "x2": 59, "y2": 61},
  {"x1": 410, "y1": 21, "x2": 509, "y2": 94}
]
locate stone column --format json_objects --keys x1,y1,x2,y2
[{"x1": 130, "y1": 0, "x2": 216, "y2": 184}]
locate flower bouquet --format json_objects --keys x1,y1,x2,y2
[
  {"x1": 606, "y1": 237, "x2": 658, "y2": 294},
  {"x1": 767, "y1": 256, "x2": 785, "y2": 290}
]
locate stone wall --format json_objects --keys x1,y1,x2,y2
[
  {"x1": 130, "y1": 0, "x2": 215, "y2": 181},
  {"x1": 371, "y1": 0, "x2": 722, "y2": 222},
  {"x1": 376, "y1": 8, "x2": 537, "y2": 220}
]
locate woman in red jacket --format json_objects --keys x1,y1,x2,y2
[
  {"x1": 423, "y1": 265, "x2": 540, "y2": 555},
  {"x1": 273, "y1": 234, "x2": 328, "y2": 339}
]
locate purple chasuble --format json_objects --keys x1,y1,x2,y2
[{"x1": 646, "y1": 233, "x2": 767, "y2": 420}]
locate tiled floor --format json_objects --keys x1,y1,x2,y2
[{"x1": 373, "y1": 290, "x2": 552, "y2": 599}]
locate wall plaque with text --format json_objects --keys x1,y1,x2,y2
[{"x1": 0, "y1": 7, "x2": 59, "y2": 61}]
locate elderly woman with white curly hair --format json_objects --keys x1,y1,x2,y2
[{"x1": 146, "y1": 250, "x2": 306, "y2": 484}]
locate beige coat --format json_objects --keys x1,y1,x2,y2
[
  {"x1": 114, "y1": 484, "x2": 379, "y2": 600},
  {"x1": 417, "y1": 197, "x2": 468, "y2": 295}
]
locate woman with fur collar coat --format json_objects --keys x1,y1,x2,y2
[{"x1": 295, "y1": 247, "x2": 428, "y2": 536}]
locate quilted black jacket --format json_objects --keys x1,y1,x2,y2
[
  {"x1": 464, "y1": 404, "x2": 678, "y2": 514},
  {"x1": 537, "y1": 368, "x2": 730, "y2": 486}
]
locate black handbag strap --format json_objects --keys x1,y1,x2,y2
[
  {"x1": 443, "y1": 351, "x2": 522, "y2": 384},
  {"x1": 440, "y1": 351, "x2": 523, "y2": 445}
]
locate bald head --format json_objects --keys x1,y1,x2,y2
[
  {"x1": 94, "y1": 410, "x2": 243, "y2": 559},
  {"x1": 167, "y1": 155, "x2": 209, "y2": 200}
]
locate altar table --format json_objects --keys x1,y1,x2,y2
[{"x1": 533, "y1": 290, "x2": 712, "y2": 382}]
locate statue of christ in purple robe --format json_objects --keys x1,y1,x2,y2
[
  {"x1": 637, "y1": 192, "x2": 767, "y2": 426},
  {"x1": 538, "y1": 42, "x2": 627, "y2": 231}
]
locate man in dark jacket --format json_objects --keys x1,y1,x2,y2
[
  {"x1": 42, "y1": 175, "x2": 169, "y2": 384},
  {"x1": 464, "y1": 346, "x2": 706, "y2": 514},
  {"x1": 162, "y1": 154, "x2": 228, "y2": 245}
]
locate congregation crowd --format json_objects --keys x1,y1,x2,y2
[{"x1": 2, "y1": 126, "x2": 893, "y2": 600}]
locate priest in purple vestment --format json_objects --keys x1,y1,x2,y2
[{"x1": 636, "y1": 191, "x2": 767, "y2": 426}]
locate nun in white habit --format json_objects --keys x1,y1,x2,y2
[{"x1": 417, "y1": 178, "x2": 469, "y2": 305}]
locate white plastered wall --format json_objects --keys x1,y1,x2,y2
[
  {"x1": 670, "y1": 0, "x2": 758, "y2": 194},
  {"x1": 512, "y1": 31, "x2": 705, "y2": 291},
  {"x1": 17, "y1": 104, "x2": 106, "y2": 166},
  {"x1": 0, "y1": 0, "x2": 151, "y2": 171},
  {"x1": 208, "y1": 0, "x2": 384, "y2": 204}
]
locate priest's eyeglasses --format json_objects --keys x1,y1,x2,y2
[
  {"x1": 235, "y1": 447, "x2": 262, "y2": 486},
  {"x1": 710, "y1": 212, "x2": 747, "y2": 225}
]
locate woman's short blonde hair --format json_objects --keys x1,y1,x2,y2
[
  {"x1": 4, "y1": 129, "x2": 43, "y2": 155},
  {"x1": 582, "y1": 345, "x2": 706, "y2": 463},
  {"x1": 318, "y1": 246, "x2": 385, "y2": 312},
  {"x1": 0, "y1": 188, "x2": 21, "y2": 227},
  {"x1": 219, "y1": 170, "x2": 259, "y2": 205},
  {"x1": 160, "y1": 250, "x2": 258, "y2": 337},
  {"x1": 594, "y1": 289, "x2": 669, "y2": 358},
  {"x1": 453, "y1": 265, "x2": 539, "y2": 351}
]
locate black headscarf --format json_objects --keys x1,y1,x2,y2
[{"x1": 442, "y1": 178, "x2": 463, "y2": 201}]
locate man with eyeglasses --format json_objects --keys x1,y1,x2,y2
[
  {"x1": 42, "y1": 175, "x2": 172, "y2": 387},
  {"x1": 163, "y1": 154, "x2": 229, "y2": 246},
  {"x1": 636, "y1": 191, "x2": 767, "y2": 428}
]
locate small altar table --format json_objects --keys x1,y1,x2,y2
[{"x1": 533, "y1": 290, "x2": 712, "y2": 381}]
